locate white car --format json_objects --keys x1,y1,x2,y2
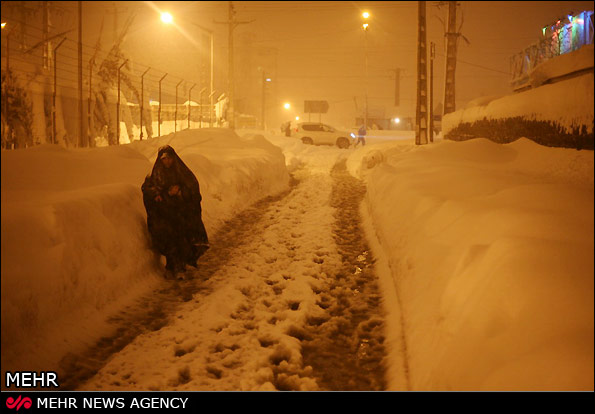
[{"x1": 294, "y1": 122, "x2": 354, "y2": 149}]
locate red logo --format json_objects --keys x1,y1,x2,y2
[{"x1": 6, "y1": 396, "x2": 32, "y2": 411}]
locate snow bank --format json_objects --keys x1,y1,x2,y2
[
  {"x1": 1, "y1": 128, "x2": 290, "y2": 376},
  {"x1": 443, "y1": 72, "x2": 594, "y2": 137},
  {"x1": 238, "y1": 130, "x2": 346, "y2": 174},
  {"x1": 349, "y1": 137, "x2": 594, "y2": 390},
  {"x1": 442, "y1": 47, "x2": 594, "y2": 150}
]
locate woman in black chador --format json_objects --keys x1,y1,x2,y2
[{"x1": 141, "y1": 145, "x2": 209, "y2": 277}]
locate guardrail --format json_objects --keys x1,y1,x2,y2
[{"x1": 510, "y1": 10, "x2": 593, "y2": 90}]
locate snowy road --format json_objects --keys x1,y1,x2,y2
[{"x1": 65, "y1": 154, "x2": 387, "y2": 391}]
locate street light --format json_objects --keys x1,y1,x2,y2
[
  {"x1": 159, "y1": 12, "x2": 215, "y2": 127},
  {"x1": 361, "y1": 12, "x2": 370, "y2": 130},
  {"x1": 161, "y1": 12, "x2": 173, "y2": 24},
  {"x1": 284, "y1": 103, "x2": 291, "y2": 110}
]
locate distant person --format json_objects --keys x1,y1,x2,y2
[
  {"x1": 141, "y1": 145, "x2": 209, "y2": 278},
  {"x1": 284, "y1": 121, "x2": 292, "y2": 137},
  {"x1": 355, "y1": 124, "x2": 367, "y2": 147}
]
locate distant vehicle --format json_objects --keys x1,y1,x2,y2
[{"x1": 294, "y1": 122, "x2": 354, "y2": 149}]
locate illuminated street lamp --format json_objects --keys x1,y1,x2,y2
[
  {"x1": 361, "y1": 12, "x2": 370, "y2": 129},
  {"x1": 160, "y1": 12, "x2": 173, "y2": 24},
  {"x1": 295, "y1": 116, "x2": 300, "y2": 121},
  {"x1": 160, "y1": 11, "x2": 215, "y2": 127},
  {"x1": 284, "y1": 102, "x2": 291, "y2": 110}
]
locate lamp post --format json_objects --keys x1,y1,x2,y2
[
  {"x1": 362, "y1": 12, "x2": 370, "y2": 130},
  {"x1": 160, "y1": 13, "x2": 214, "y2": 129}
]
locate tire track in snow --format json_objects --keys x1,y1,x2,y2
[{"x1": 298, "y1": 159, "x2": 387, "y2": 390}]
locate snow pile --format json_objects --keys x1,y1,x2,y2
[
  {"x1": 129, "y1": 129, "x2": 290, "y2": 231},
  {"x1": 352, "y1": 137, "x2": 594, "y2": 390},
  {"x1": 238, "y1": 130, "x2": 346, "y2": 174},
  {"x1": 1, "y1": 128, "x2": 290, "y2": 376},
  {"x1": 442, "y1": 72, "x2": 594, "y2": 135}
]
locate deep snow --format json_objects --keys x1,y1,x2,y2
[
  {"x1": 1, "y1": 128, "x2": 289, "y2": 379},
  {"x1": 347, "y1": 135, "x2": 594, "y2": 390}
]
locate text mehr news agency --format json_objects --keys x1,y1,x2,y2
[{"x1": 5, "y1": 372, "x2": 189, "y2": 409}]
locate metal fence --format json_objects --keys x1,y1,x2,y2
[{"x1": 1, "y1": 16, "x2": 217, "y2": 150}]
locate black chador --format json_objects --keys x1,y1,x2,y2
[{"x1": 141, "y1": 145, "x2": 209, "y2": 276}]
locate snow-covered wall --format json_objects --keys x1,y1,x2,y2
[
  {"x1": 349, "y1": 138, "x2": 594, "y2": 390},
  {"x1": 1, "y1": 128, "x2": 290, "y2": 376},
  {"x1": 443, "y1": 51, "x2": 594, "y2": 150}
]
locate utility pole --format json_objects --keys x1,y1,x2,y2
[
  {"x1": 429, "y1": 42, "x2": 435, "y2": 142},
  {"x1": 78, "y1": 1, "x2": 84, "y2": 147},
  {"x1": 443, "y1": 0, "x2": 458, "y2": 116},
  {"x1": 364, "y1": 24, "x2": 369, "y2": 129},
  {"x1": 415, "y1": 1, "x2": 429, "y2": 145},
  {"x1": 215, "y1": 1, "x2": 254, "y2": 129}
]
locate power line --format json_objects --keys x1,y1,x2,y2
[{"x1": 435, "y1": 53, "x2": 510, "y2": 75}]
